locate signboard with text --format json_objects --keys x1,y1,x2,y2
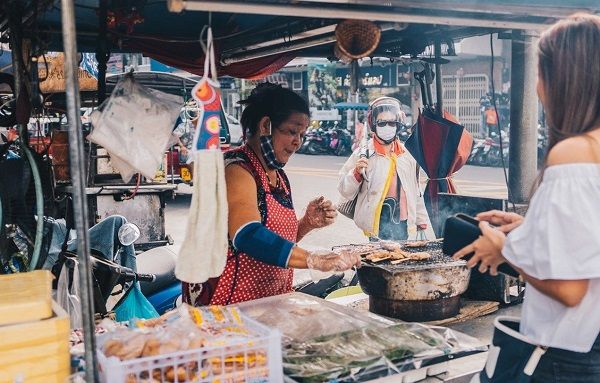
[{"x1": 38, "y1": 52, "x2": 98, "y2": 93}]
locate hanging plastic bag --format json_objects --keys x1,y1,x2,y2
[
  {"x1": 56, "y1": 260, "x2": 82, "y2": 329},
  {"x1": 87, "y1": 75, "x2": 181, "y2": 182},
  {"x1": 114, "y1": 283, "x2": 159, "y2": 322},
  {"x1": 176, "y1": 26, "x2": 229, "y2": 284}
]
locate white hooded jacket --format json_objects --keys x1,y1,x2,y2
[{"x1": 337, "y1": 139, "x2": 434, "y2": 239}]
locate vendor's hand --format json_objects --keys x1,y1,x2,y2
[
  {"x1": 353, "y1": 157, "x2": 368, "y2": 177},
  {"x1": 476, "y1": 210, "x2": 524, "y2": 234},
  {"x1": 303, "y1": 196, "x2": 337, "y2": 229},
  {"x1": 453, "y1": 222, "x2": 507, "y2": 276},
  {"x1": 306, "y1": 251, "x2": 362, "y2": 272}
]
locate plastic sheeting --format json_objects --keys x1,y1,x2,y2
[{"x1": 236, "y1": 292, "x2": 486, "y2": 382}]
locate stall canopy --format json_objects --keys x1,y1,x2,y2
[{"x1": 1, "y1": 1, "x2": 599, "y2": 80}]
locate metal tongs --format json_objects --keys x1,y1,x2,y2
[{"x1": 415, "y1": 229, "x2": 427, "y2": 242}]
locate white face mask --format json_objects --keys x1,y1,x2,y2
[{"x1": 375, "y1": 124, "x2": 397, "y2": 143}]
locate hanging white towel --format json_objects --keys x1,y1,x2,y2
[{"x1": 176, "y1": 150, "x2": 228, "y2": 283}]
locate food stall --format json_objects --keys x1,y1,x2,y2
[{"x1": 1, "y1": 1, "x2": 599, "y2": 382}]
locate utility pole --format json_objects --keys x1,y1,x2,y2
[{"x1": 509, "y1": 30, "x2": 539, "y2": 204}]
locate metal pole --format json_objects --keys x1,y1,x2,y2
[
  {"x1": 509, "y1": 31, "x2": 538, "y2": 204},
  {"x1": 60, "y1": 0, "x2": 99, "y2": 381},
  {"x1": 455, "y1": 76, "x2": 459, "y2": 120},
  {"x1": 170, "y1": 0, "x2": 554, "y2": 31},
  {"x1": 8, "y1": 5, "x2": 25, "y2": 142},
  {"x1": 90, "y1": 0, "x2": 109, "y2": 188},
  {"x1": 434, "y1": 39, "x2": 443, "y2": 116},
  {"x1": 222, "y1": 34, "x2": 336, "y2": 65},
  {"x1": 96, "y1": 0, "x2": 109, "y2": 104},
  {"x1": 351, "y1": 60, "x2": 358, "y2": 135},
  {"x1": 350, "y1": 60, "x2": 364, "y2": 141}
]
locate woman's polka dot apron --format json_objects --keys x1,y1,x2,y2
[{"x1": 182, "y1": 145, "x2": 297, "y2": 305}]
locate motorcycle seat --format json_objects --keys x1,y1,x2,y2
[{"x1": 136, "y1": 246, "x2": 178, "y2": 297}]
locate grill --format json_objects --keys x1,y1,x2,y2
[
  {"x1": 336, "y1": 240, "x2": 471, "y2": 322},
  {"x1": 335, "y1": 240, "x2": 464, "y2": 270}
]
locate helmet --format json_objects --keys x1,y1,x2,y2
[{"x1": 366, "y1": 97, "x2": 405, "y2": 132}]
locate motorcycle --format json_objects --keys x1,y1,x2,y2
[
  {"x1": 486, "y1": 132, "x2": 509, "y2": 167},
  {"x1": 537, "y1": 124, "x2": 548, "y2": 166},
  {"x1": 468, "y1": 138, "x2": 489, "y2": 166},
  {"x1": 136, "y1": 246, "x2": 181, "y2": 314},
  {"x1": 469, "y1": 131, "x2": 509, "y2": 167},
  {"x1": 54, "y1": 223, "x2": 181, "y2": 316},
  {"x1": 330, "y1": 124, "x2": 353, "y2": 156},
  {"x1": 302, "y1": 122, "x2": 352, "y2": 156}
]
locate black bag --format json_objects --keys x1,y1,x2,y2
[
  {"x1": 337, "y1": 196, "x2": 358, "y2": 219},
  {"x1": 337, "y1": 180, "x2": 364, "y2": 220},
  {"x1": 472, "y1": 316, "x2": 546, "y2": 383}
]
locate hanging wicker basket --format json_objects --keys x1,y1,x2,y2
[
  {"x1": 333, "y1": 44, "x2": 352, "y2": 64},
  {"x1": 335, "y1": 20, "x2": 381, "y2": 60}
]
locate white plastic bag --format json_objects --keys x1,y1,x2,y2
[
  {"x1": 87, "y1": 75, "x2": 180, "y2": 182},
  {"x1": 57, "y1": 261, "x2": 82, "y2": 329}
]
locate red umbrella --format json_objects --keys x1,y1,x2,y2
[{"x1": 405, "y1": 108, "x2": 473, "y2": 235}]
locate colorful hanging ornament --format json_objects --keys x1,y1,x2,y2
[{"x1": 191, "y1": 27, "x2": 226, "y2": 151}]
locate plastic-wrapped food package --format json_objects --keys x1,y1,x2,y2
[
  {"x1": 236, "y1": 294, "x2": 388, "y2": 343},
  {"x1": 283, "y1": 322, "x2": 487, "y2": 382},
  {"x1": 97, "y1": 304, "x2": 274, "y2": 383},
  {"x1": 236, "y1": 293, "x2": 487, "y2": 383},
  {"x1": 282, "y1": 324, "x2": 447, "y2": 382}
]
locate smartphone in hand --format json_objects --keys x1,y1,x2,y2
[{"x1": 443, "y1": 214, "x2": 519, "y2": 277}]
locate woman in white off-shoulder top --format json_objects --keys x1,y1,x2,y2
[{"x1": 454, "y1": 13, "x2": 600, "y2": 382}]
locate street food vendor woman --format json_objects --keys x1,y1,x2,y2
[{"x1": 183, "y1": 83, "x2": 361, "y2": 306}]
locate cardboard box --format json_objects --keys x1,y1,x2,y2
[
  {"x1": 0, "y1": 301, "x2": 70, "y2": 383},
  {"x1": 0, "y1": 270, "x2": 53, "y2": 326}
]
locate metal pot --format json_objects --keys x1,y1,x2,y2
[
  {"x1": 352, "y1": 240, "x2": 471, "y2": 321},
  {"x1": 358, "y1": 260, "x2": 471, "y2": 301}
]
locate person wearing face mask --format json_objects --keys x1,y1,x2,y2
[
  {"x1": 182, "y1": 83, "x2": 361, "y2": 306},
  {"x1": 338, "y1": 97, "x2": 433, "y2": 240}
]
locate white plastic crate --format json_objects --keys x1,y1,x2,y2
[{"x1": 97, "y1": 315, "x2": 283, "y2": 383}]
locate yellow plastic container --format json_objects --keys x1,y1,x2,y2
[
  {"x1": 0, "y1": 301, "x2": 70, "y2": 383},
  {"x1": 325, "y1": 285, "x2": 364, "y2": 300},
  {"x1": 0, "y1": 270, "x2": 53, "y2": 326}
]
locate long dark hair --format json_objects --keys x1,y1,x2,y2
[
  {"x1": 539, "y1": 13, "x2": 600, "y2": 154},
  {"x1": 238, "y1": 82, "x2": 309, "y2": 140},
  {"x1": 534, "y1": 14, "x2": 600, "y2": 189}
]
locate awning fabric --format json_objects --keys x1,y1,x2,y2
[
  {"x1": 334, "y1": 102, "x2": 369, "y2": 110},
  {"x1": 123, "y1": 38, "x2": 295, "y2": 79}
]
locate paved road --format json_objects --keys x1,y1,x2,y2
[{"x1": 165, "y1": 154, "x2": 508, "y2": 252}]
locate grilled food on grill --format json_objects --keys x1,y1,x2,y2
[
  {"x1": 380, "y1": 241, "x2": 404, "y2": 252},
  {"x1": 404, "y1": 241, "x2": 429, "y2": 248},
  {"x1": 365, "y1": 251, "x2": 392, "y2": 262},
  {"x1": 333, "y1": 241, "x2": 439, "y2": 265},
  {"x1": 408, "y1": 251, "x2": 432, "y2": 260},
  {"x1": 364, "y1": 249, "x2": 432, "y2": 263}
]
